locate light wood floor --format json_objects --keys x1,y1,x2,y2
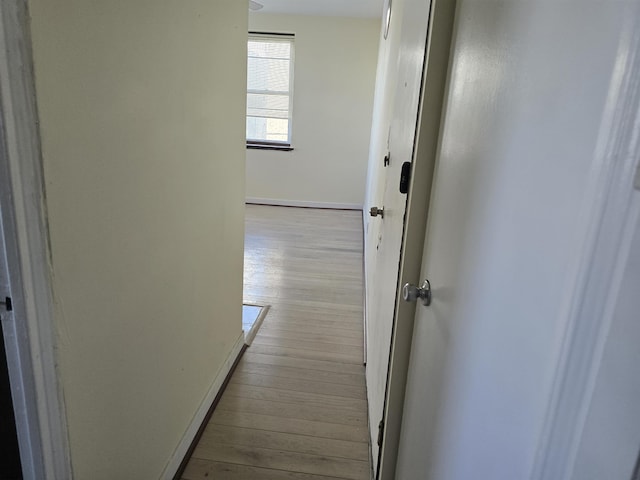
[{"x1": 182, "y1": 205, "x2": 370, "y2": 480}]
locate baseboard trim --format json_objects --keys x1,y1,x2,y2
[
  {"x1": 164, "y1": 333, "x2": 247, "y2": 480},
  {"x1": 246, "y1": 197, "x2": 363, "y2": 211}
]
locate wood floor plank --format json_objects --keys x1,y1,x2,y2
[
  {"x1": 200, "y1": 425, "x2": 369, "y2": 461},
  {"x1": 211, "y1": 410, "x2": 369, "y2": 443},
  {"x1": 241, "y1": 352, "x2": 365, "y2": 375},
  {"x1": 182, "y1": 458, "x2": 350, "y2": 480},
  {"x1": 259, "y1": 299, "x2": 363, "y2": 315},
  {"x1": 216, "y1": 395, "x2": 367, "y2": 427},
  {"x1": 181, "y1": 206, "x2": 370, "y2": 478},
  {"x1": 259, "y1": 318, "x2": 364, "y2": 333},
  {"x1": 248, "y1": 344, "x2": 364, "y2": 365},
  {"x1": 192, "y1": 443, "x2": 369, "y2": 480},
  {"x1": 230, "y1": 372, "x2": 366, "y2": 400},
  {"x1": 223, "y1": 383, "x2": 368, "y2": 411},
  {"x1": 236, "y1": 359, "x2": 366, "y2": 387},
  {"x1": 258, "y1": 324, "x2": 364, "y2": 340},
  {"x1": 261, "y1": 290, "x2": 363, "y2": 302},
  {"x1": 262, "y1": 308, "x2": 364, "y2": 321},
  {"x1": 254, "y1": 330, "x2": 363, "y2": 347}
]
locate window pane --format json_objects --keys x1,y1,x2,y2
[
  {"x1": 247, "y1": 117, "x2": 289, "y2": 143},
  {"x1": 247, "y1": 58, "x2": 290, "y2": 92},
  {"x1": 247, "y1": 93, "x2": 290, "y2": 119},
  {"x1": 246, "y1": 116, "x2": 267, "y2": 141},
  {"x1": 246, "y1": 35, "x2": 293, "y2": 144},
  {"x1": 248, "y1": 40, "x2": 291, "y2": 60}
]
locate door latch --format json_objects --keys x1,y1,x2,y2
[
  {"x1": 0, "y1": 296, "x2": 13, "y2": 311},
  {"x1": 370, "y1": 206, "x2": 384, "y2": 219},
  {"x1": 399, "y1": 161, "x2": 411, "y2": 194}
]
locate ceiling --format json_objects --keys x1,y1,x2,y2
[{"x1": 251, "y1": 0, "x2": 385, "y2": 19}]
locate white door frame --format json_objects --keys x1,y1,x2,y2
[
  {"x1": 0, "y1": 1, "x2": 71, "y2": 478},
  {"x1": 530, "y1": 15, "x2": 640, "y2": 480},
  {"x1": 376, "y1": 0, "x2": 458, "y2": 478}
]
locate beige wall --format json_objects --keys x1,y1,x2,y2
[
  {"x1": 28, "y1": 1, "x2": 247, "y2": 478},
  {"x1": 246, "y1": 13, "x2": 380, "y2": 208}
]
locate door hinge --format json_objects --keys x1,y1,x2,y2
[
  {"x1": 377, "y1": 419, "x2": 385, "y2": 447},
  {"x1": 0, "y1": 296, "x2": 12, "y2": 311}
]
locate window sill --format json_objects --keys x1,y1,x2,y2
[{"x1": 247, "y1": 143, "x2": 294, "y2": 152}]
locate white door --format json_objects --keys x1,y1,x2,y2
[
  {"x1": 365, "y1": 0, "x2": 434, "y2": 468},
  {"x1": 366, "y1": 0, "x2": 458, "y2": 476},
  {"x1": 394, "y1": 1, "x2": 640, "y2": 478}
]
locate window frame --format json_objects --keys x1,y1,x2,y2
[{"x1": 246, "y1": 31, "x2": 295, "y2": 151}]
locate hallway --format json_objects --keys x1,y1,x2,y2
[{"x1": 182, "y1": 205, "x2": 370, "y2": 479}]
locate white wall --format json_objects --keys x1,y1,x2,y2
[
  {"x1": 246, "y1": 13, "x2": 380, "y2": 208},
  {"x1": 28, "y1": 1, "x2": 247, "y2": 478},
  {"x1": 571, "y1": 211, "x2": 640, "y2": 480}
]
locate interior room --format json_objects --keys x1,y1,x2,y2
[{"x1": 0, "y1": 0, "x2": 639, "y2": 479}]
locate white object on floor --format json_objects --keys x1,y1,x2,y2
[{"x1": 242, "y1": 303, "x2": 269, "y2": 345}]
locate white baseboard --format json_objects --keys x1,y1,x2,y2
[
  {"x1": 161, "y1": 332, "x2": 245, "y2": 479},
  {"x1": 246, "y1": 197, "x2": 363, "y2": 211}
]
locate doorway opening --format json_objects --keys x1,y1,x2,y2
[{"x1": 0, "y1": 331, "x2": 22, "y2": 480}]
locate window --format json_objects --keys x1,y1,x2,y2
[{"x1": 246, "y1": 33, "x2": 295, "y2": 150}]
